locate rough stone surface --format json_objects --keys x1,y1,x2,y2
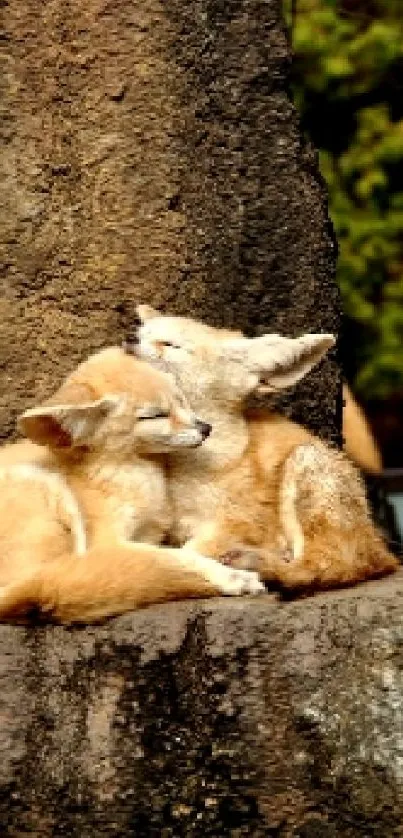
[
  {"x1": 0, "y1": 2, "x2": 350, "y2": 833},
  {"x1": 1, "y1": 574, "x2": 403, "y2": 835},
  {"x1": 0, "y1": 0, "x2": 340, "y2": 443}
]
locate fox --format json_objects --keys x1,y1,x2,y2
[
  {"x1": 0, "y1": 346, "x2": 264, "y2": 623},
  {"x1": 132, "y1": 306, "x2": 398, "y2": 592},
  {"x1": 342, "y1": 383, "x2": 382, "y2": 475}
]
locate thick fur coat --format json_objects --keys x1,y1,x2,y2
[
  {"x1": 135, "y1": 307, "x2": 397, "y2": 591},
  {"x1": 0, "y1": 347, "x2": 263, "y2": 623}
]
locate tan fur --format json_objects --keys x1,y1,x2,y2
[
  {"x1": 136, "y1": 308, "x2": 397, "y2": 592},
  {"x1": 342, "y1": 383, "x2": 382, "y2": 474},
  {"x1": 0, "y1": 347, "x2": 263, "y2": 623}
]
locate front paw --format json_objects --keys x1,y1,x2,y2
[
  {"x1": 215, "y1": 566, "x2": 265, "y2": 597},
  {"x1": 179, "y1": 551, "x2": 265, "y2": 597}
]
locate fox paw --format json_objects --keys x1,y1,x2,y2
[
  {"x1": 180, "y1": 551, "x2": 265, "y2": 597},
  {"x1": 215, "y1": 566, "x2": 265, "y2": 597}
]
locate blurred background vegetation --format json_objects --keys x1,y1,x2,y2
[{"x1": 284, "y1": 0, "x2": 403, "y2": 465}]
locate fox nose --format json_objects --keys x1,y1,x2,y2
[
  {"x1": 196, "y1": 420, "x2": 212, "y2": 440},
  {"x1": 122, "y1": 316, "x2": 142, "y2": 355}
]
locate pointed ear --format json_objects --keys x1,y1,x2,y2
[
  {"x1": 18, "y1": 385, "x2": 118, "y2": 449},
  {"x1": 136, "y1": 304, "x2": 161, "y2": 323},
  {"x1": 253, "y1": 333, "x2": 335, "y2": 393},
  {"x1": 224, "y1": 333, "x2": 335, "y2": 394}
]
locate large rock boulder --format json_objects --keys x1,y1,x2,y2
[
  {"x1": 1, "y1": 574, "x2": 403, "y2": 835},
  {"x1": 0, "y1": 2, "x2": 354, "y2": 833},
  {"x1": 0, "y1": 0, "x2": 339, "y2": 443}
]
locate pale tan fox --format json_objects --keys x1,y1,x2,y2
[
  {"x1": 342, "y1": 383, "x2": 382, "y2": 475},
  {"x1": 134, "y1": 306, "x2": 397, "y2": 591},
  {"x1": 0, "y1": 346, "x2": 264, "y2": 623}
]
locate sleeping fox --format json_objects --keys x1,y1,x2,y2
[
  {"x1": 0, "y1": 346, "x2": 263, "y2": 623},
  {"x1": 133, "y1": 306, "x2": 397, "y2": 591}
]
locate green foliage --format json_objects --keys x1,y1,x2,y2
[{"x1": 286, "y1": 0, "x2": 403, "y2": 398}]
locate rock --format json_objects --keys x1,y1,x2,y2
[
  {"x1": 0, "y1": 0, "x2": 339, "y2": 444},
  {"x1": 0, "y1": 2, "x2": 352, "y2": 833},
  {"x1": 1, "y1": 574, "x2": 403, "y2": 835}
]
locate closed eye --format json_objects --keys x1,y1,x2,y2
[
  {"x1": 137, "y1": 409, "x2": 170, "y2": 421},
  {"x1": 160, "y1": 341, "x2": 181, "y2": 349}
]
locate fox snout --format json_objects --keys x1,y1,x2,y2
[
  {"x1": 122, "y1": 315, "x2": 143, "y2": 354},
  {"x1": 196, "y1": 420, "x2": 212, "y2": 440},
  {"x1": 122, "y1": 333, "x2": 139, "y2": 355}
]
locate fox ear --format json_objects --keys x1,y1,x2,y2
[
  {"x1": 252, "y1": 333, "x2": 335, "y2": 393},
  {"x1": 18, "y1": 384, "x2": 118, "y2": 449},
  {"x1": 223, "y1": 333, "x2": 335, "y2": 394},
  {"x1": 136, "y1": 304, "x2": 161, "y2": 323}
]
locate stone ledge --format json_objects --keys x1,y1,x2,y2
[{"x1": 1, "y1": 572, "x2": 403, "y2": 836}]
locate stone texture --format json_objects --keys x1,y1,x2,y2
[
  {"x1": 1, "y1": 574, "x2": 403, "y2": 835},
  {"x1": 0, "y1": 0, "x2": 340, "y2": 444},
  {"x1": 0, "y1": 2, "x2": 351, "y2": 833}
]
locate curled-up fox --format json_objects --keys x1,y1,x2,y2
[
  {"x1": 134, "y1": 306, "x2": 397, "y2": 592},
  {"x1": 0, "y1": 347, "x2": 263, "y2": 623}
]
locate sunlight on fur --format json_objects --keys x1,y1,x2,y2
[
  {"x1": 0, "y1": 347, "x2": 264, "y2": 623},
  {"x1": 135, "y1": 306, "x2": 397, "y2": 592}
]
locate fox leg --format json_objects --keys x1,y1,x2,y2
[
  {"x1": 0, "y1": 542, "x2": 265, "y2": 624},
  {"x1": 183, "y1": 523, "x2": 228, "y2": 557},
  {"x1": 261, "y1": 443, "x2": 398, "y2": 590},
  {"x1": 184, "y1": 524, "x2": 266, "y2": 575},
  {"x1": 279, "y1": 458, "x2": 305, "y2": 561}
]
